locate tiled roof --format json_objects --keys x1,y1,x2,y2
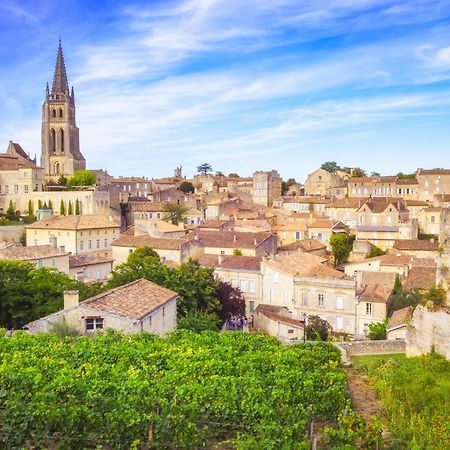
[
  {"x1": 387, "y1": 306, "x2": 414, "y2": 331},
  {"x1": 360, "y1": 271, "x2": 397, "y2": 288},
  {"x1": 0, "y1": 154, "x2": 38, "y2": 170},
  {"x1": 10, "y1": 142, "x2": 29, "y2": 159},
  {"x1": 112, "y1": 177, "x2": 148, "y2": 183},
  {"x1": 396, "y1": 178, "x2": 418, "y2": 185},
  {"x1": 393, "y1": 239, "x2": 439, "y2": 251},
  {"x1": 196, "y1": 254, "x2": 219, "y2": 267},
  {"x1": 217, "y1": 255, "x2": 262, "y2": 271},
  {"x1": 274, "y1": 223, "x2": 307, "y2": 231},
  {"x1": 278, "y1": 239, "x2": 326, "y2": 252},
  {"x1": 198, "y1": 220, "x2": 231, "y2": 229},
  {"x1": 327, "y1": 197, "x2": 369, "y2": 208},
  {"x1": 410, "y1": 258, "x2": 437, "y2": 268},
  {"x1": 308, "y1": 220, "x2": 345, "y2": 229},
  {"x1": 358, "y1": 283, "x2": 392, "y2": 303},
  {"x1": 379, "y1": 250, "x2": 412, "y2": 266},
  {"x1": 402, "y1": 267, "x2": 437, "y2": 291},
  {"x1": 26, "y1": 215, "x2": 120, "y2": 230},
  {"x1": 418, "y1": 169, "x2": 450, "y2": 175},
  {"x1": 263, "y1": 253, "x2": 344, "y2": 279},
  {"x1": 69, "y1": 254, "x2": 113, "y2": 268},
  {"x1": 350, "y1": 176, "x2": 398, "y2": 183},
  {"x1": 256, "y1": 304, "x2": 304, "y2": 328},
  {"x1": 0, "y1": 244, "x2": 68, "y2": 260},
  {"x1": 357, "y1": 198, "x2": 407, "y2": 213},
  {"x1": 130, "y1": 202, "x2": 168, "y2": 212},
  {"x1": 112, "y1": 235, "x2": 190, "y2": 250},
  {"x1": 404, "y1": 200, "x2": 429, "y2": 206},
  {"x1": 357, "y1": 226, "x2": 399, "y2": 232},
  {"x1": 193, "y1": 230, "x2": 273, "y2": 249},
  {"x1": 82, "y1": 278, "x2": 178, "y2": 321}
]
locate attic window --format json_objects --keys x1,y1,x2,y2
[{"x1": 86, "y1": 317, "x2": 103, "y2": 331}]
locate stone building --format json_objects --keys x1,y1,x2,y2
[
  {"x1": 41, "y1": 40, "x2": 85, "y2": 181},
  {"x1": 252, "y1": 170, "x2": 282, "y2": 206}
]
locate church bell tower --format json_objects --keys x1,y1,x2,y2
[{"x1": 41, "y1": 40, "x2": 86, "y2": 181}]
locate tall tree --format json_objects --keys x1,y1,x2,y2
[
  {"x1": 67, "y1": 201, "x2": 73, "y2": 215},
  {"x1": 330, "y1": 233, "x2": 353, "y2": 266},
  {"x1": 161, "y1": 202, "x2": 189, "y2": 225},
  {"x1": 59, "y1": 200, "x2": 65, "y2": 216},
  {"x1": 217, "y1": 281, "x2": 245, "y2": 321},
  {"x1": 28, "y1": 199, "x2": 34, "y2": 217},
  {"x1": 75, "y1": 198, "x2": 80, "y2": 215},
  {"x1": 6, "y1": 200, "x2": 15, "y2": 220},
  {"x1": 197, "y1": 163, "x2": 213, "y2": 175}
]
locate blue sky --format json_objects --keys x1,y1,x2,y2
[{"x1": 1, "y1": 0, "x2": 450, "y2": 181}]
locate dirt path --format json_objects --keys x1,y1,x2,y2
[{"x1": 345, "y1": 367, "x2": 382, "y2": 421}]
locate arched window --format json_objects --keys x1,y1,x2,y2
[
  {"x1": 55, "y1": 162, "x2": 60, "y2": 174},
  {"x1": 51, "y1": 129, "x2": 56, "y2": 152},
  {"x1": 59, "y1": 108, "x2": 63, "y2": 118},
  {"x1": 52, "y1": 109, "x2": 56, "y2": 118},
  {"x1": 60, "y1": 129, "x2": 64, "y2": 152}
]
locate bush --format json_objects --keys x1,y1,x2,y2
[
  {"x1": 49, "y1": 320, "x2": 81, "y2": 338},
  {"x1": 0, "y1": 217, "x2": 10, "y2": 226},
  {"x1": 306, "y1": 315, "x2": 332, "y2": 341},
  {"x1": 366, "y1": 246, "x2": 387, "y2": 258},
  {"x1": 367, "y1": 320, "x2": 387, "y2": 340},
  {"x1": 177, "y1": 311, "x2": 221, "y2": 332}
]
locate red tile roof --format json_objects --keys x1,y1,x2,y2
[{"x1": 393, "y1": 239, "x2": 439, "y2": 251}]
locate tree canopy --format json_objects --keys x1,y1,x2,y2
[
  {"x1": 178, "y1": 181, "x2": 195, "y2": 194},
  {"x1": 330, "y1": 233, "x2": 353, "y2": 266},
  {"x1": 161, "y1": 202, "x2": 189, "y2": 225},
  {"x1": 67, "y1": 170, "x2": 96, "y2": 187},
  {"x1": 321, "y1": 161, "x2": 340, "y2": 173},
  {"x1": 197, "y1": 163, "x2": 212, "y2": 175}
]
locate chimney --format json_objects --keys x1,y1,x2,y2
[
  {"x1": 49, "y1": 235, "x2": 57, "y2": 248},
  {"x1": 64, "y1": 290, "x2": 79, "y2": 310}
]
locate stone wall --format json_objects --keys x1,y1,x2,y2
[
  {"x1": 406, "y1": 305, "x2": 450, "y2": 359},
  {"x1": 0, "y1": 225, "x2": 24, "y2": 243},
  {"x1": 336, "y1": 340, "x2": 406, "y2": 365}
]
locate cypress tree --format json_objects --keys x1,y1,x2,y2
[
  {"x1": 60, "y1": 200, "x2": 65, "y2": 216},
  {"x1": 75, "y1": 198, "x2": 80, "y2": 215},
  {"x1": 68, "y1": 201, "x2": 73, "y2": 215}
]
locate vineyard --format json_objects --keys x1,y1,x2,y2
[{"x1": 0, "y1": 330, "x2": 348, "y2": 449}]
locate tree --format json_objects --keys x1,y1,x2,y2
[
  {"x1": 366, "y1": 246, "x2": 387, "y2": 258},
  {"x1": 75, "y1": 198, "x2": 80, "y2": 215},
  {"x1": 57, "y1": 175, "x2": 68, "y2": 187},
  {"x1": 367, "y1": 320, "x2": 387, "y2": 340},
  {"x1": 370, "y1": 172, "x2": 381, "y2": 177},
  {"x1": 177, "y1": 310, "x2": 221, "y2": 332},
  {"x1": 48, "y1": 199, "x2": 53, "y2": 210},
  {"x1": 59, "y1": 199, "x2": 65, "y2": 216},
  {"x1": 28, "y1": 199, "x2": 34, "y2": 217},
  {"x1": 161, "y1": 202, "x2": 189, "y2": 225},
  {"x1": 6, "y1": 200, "x2": 15, "y2": 220},
  {"x1": 321, "y1": 161, "x2": 340, "y2": 173},
  {"x1": 217, "y1": 281, "x2": 245, "y2": 321},
  {"x1": 197, "y1": 163, "x2": 213, "y2": 175},
  {"x1": 38, "y1": 199, "x2": 43, "y2": 210},
  {"x1": 389, "y1": 274, "x2": 421, "y2": 314},
  {"x1": 330, "y1": 233, "x2": 353, "y2": 266},
  {"x1": 306, "y1": 315, "x2": 332, "y2": 341},
  {"x1": 215, "y1": 171, "x2": 224, "y2": 177},
  {"x1": 67, "y1": 201, "x2": 73, "y2": 215},
  {"x1": 228, "y1": 173, "x2": 239, "y2": 178},
  {"x1": 351, "y1": 167, "x2": 367, "y2": 177},
  {"x1": 67, "y1": 170, "x2": 96, "y2": 188},
  {"x1": 178, "y1": 181, "x2": 195, "y2": 194},
  {"x1": 423, "y1": 284, "x2": 447, "y2": 307},
  {"x1": 232, "y1": 249, "x2": 243, "y2": 256}
]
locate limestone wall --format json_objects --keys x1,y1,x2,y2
[
  {"x1": 336, "y1": 340, "x2": 406, "y2": 365},
  {"x1": 406, "y1": 305, "x2": 450, "y2": 359}
]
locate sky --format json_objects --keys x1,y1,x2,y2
[{"x1": 1, "y1": 0, "x2": 450, "y2": 182}]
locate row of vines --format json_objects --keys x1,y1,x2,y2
[{"x1": 0, "y1": 330, "x2": 347, "y2": 449}]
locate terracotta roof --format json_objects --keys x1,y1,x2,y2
[
  {"x1": 379, "y1": 250, "x2": 412, "y2": 266},
  {"x1": 69, "y1": 254, "x2": 113, "y2": 268},
  {"x1": 308, "y1": 220, "x2": 346, "y2": 229},
  {"x1": 112, "y1": 177, "x2": 148, "y2": 183},
  {"x1": 357, "y1": 226, "x2": 399, "y2": 232},
  {"x1": 0, "y1": 244, "x2": 68, "y2": 260},
  {"x1": 360, "y1": 271, "x2": 397, "y2": 288},
  {"x1": 217, "y1": 255, "x2": 262, "y2": 271},
  {"x1": 404, "y1": 200, "x2": 429, "y2": 206},
  {"x1": 278, "y1": 239, "x2": 326, "y2": 252},
  {"x1": 402, "y1": 267, "x2": 437, "y2": 291},
  {"x1": 198, "y1": 220, "x2": 231, "y2": 229},
  {"x1": 396, "y1": 178, "x2": 418, "y2": 185},
  {"x1": 263, "y1": 253, "x2": 344, "y2": 279},
  {"x1": 82, "y1": 278, "x2": 178, "y2": 321},
  {"x1": 274, "y1": 223, "x2": 307, "y2": 231},
  {"x1": 418, "y1": 169, "x2": 450, "y2": 175},
  {"x1": 130, "y1": 202, "x2": 168, "y2": 212},
  {"x1": 357, "y1": 198, "x2": 407, "y2": 213},
  {"x1": 0, "y1": 154, "x2": 38, "y2": 170},
  {"x1": 196, "y1": 254, "x2": 219, "y2": 267},
  {"x1": 387, "y1": 306, "x2": 414, "y2": 331},
  {"x1": 410, "y1": 258, "x2": 437, "y2": 268},
  {"x1": 112, "y1": 235, "x2": 190, "y2": 250},
  {"x1": 193, "y1": 230, "x2": 273, "y2": 249},
  {"x1": 350, "y1": 176, "x2": 398, "y2": 183},
  {"x1": 358, "y1": 283, "x2": 392, "y2": 303},
  {"x1": 393, "y1": 239, "x2": 439, "y2": 251},
  {"x1": 327, "y1": 197, "x2": 369, "y2": 208},
  {"x1": 10, "y1": 142, "x2": 29, "y2": 159},
  {"x1": 256, "y1": 304, "x2": 304, "y2": 328},
  {"x1": 26, "y1": 215, "x2": 120, "y2": 230}
]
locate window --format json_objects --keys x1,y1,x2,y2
[
  {"x1": 318, "y1": 293, "x2": 324, "y2": 307},
  {"x1": 96, "y1": 239, "x2": 100, "y2": 248},
  {"x1": 295, "y1": 231, "x2": 301, "y2": 240},
  {"x1": 366, "y1": 302, "x2": 373, "y2": 316},
  {"x1": 104, "y1": 239, "x2": 108, "y2": 247},
  {"x1": 240, "y1": 280, "x2": 248, "y2": 292},
  {"x1": 14, "y1": 185, "x2": 18, "y2": 194},
  {"x1": 24, "y1": 185, "x2": 29, "y2": 194},
  {"x1": 249, "y1": 301, "x2": 255, "y2": 313},
  {"x1": 269, "y1": 290, "x2": 273, "y2": 301},
  {"x1": 336, "y1": 317, "x2": 344, "y2": 330},
  {"x1": 86, "y1": 317, "x2": 104, "y2": 331},
  {"x1": 52, "y1": 258, "x2": 56, "y2": 267},
  {"x1": 4, "y1": 185, "x2": 9, "y2": 194},
  {"x1": 37, "y1": 259, "x2": 43, "y2": 268},
  {"x1": 80, "y1": 241, "x2": 84, "y2": 250},
  {"x1": 248, "y1": 280, "x2": 256, "y2": 294},
  {"x1": 59, "y1": 108, "x2": 63, "y2": 118},
  {"x1": 336, "y1": 296, "x2": 344, "y2": 309},
  {"x1": 302, "y1": 292, "x2": 308, "y2": 306},
  {"x1": 88, "y1": 240, "x2": 92, "y2": 249},
  {"x1": 431, "y1": 216, "x2": 435, "y2": 223},
  {"x1": 162, "y1": 307, "x2": 165, "y2": 317},
  {"x1": 220, "y1": 250, "x2": 225, "y2": 255}
]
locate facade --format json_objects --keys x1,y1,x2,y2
[
  {"x1": 69, "y1": 254, "x2": 113, "y2": 281},
  {"x1": 254, "y1": 304, "x2": 304, "y2": 341},
  {"x1": 252, "y1": 170, "x2": 282, "y2": 206},
  {"x1": 26, "y1": 215, "x2": 120, "y2": 257},
  {"x1": 41, "y1": 41, "x2": 85, "y2": 181},
  {"x1": 25, "y1": 279, "x2": 178, "y2": 336},
  {"x1": 304, "y1": 168, "x2": 344, "y2": 196},
  {"x1": 416, "y1": 169, "x2": 450, "y2": 204}
]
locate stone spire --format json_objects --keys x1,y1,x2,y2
[{"x1": 51, "y1": 39, "x2": 70, "y2": 96}]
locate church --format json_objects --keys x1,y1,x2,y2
[{"x1": 40, "y1": 40, "x2": 86, "y2": 181}]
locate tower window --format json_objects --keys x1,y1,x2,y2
[
  {"x1": 51, "y1": 129, "x2": 56, "y2": 152},
  {"x1": 52, "y1": 109, "x2": 56, "y2": 118},
  {"x1": 60, "y1": 129, "x2": 64, "y2": 152},
  {"x1": 55, "y1": 162, "x2": 60, "y2": 174},
  {"x1": 59, "y1": 108, "x2": 63, "y2": 118}
]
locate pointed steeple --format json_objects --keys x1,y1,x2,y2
[
  {"x1": 45, "y1": 82, "x2": 49, "y2": 100},
  {"x1": 51, "y1": 39, "x2": 70, "y2": 96},
  {"x1": 70, "y1": 85, "x2": 75, "y2": 105}
]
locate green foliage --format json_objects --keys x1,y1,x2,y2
[
  {"x1": 351, "y1": 167, "x2": 367, "y2": 177},
  {"x1": 321, "y1": 161, "x2": 340, "y2": 173},
  {"x1": 395, "y1": 172, "x2": 416, "y2": 179},
  {"x1": 354, "y1": 353, "x2": 450, "y2": 449},
  {"x1": 21, "y1": 214, "x2": 36, "y2": 224},
  {"x1": 215, "y1": 171, "x2": 224, "y2": 177},
  {"x1": 0, "y1": 217, "x2": 10, "y2": 226},
  {"x1": 422, "y1": 284, "x2": 447, "y2": 307},
  {"x1": 366, "y1": 245, "x2": 387, "y2": 258},
  {"x1": 232, "y1": 248, "x2": 243, "y2": 256},
  {"x1": 109, "y1": 250, "x2": 221, "y2": 316},
  {"x1": 0, "y1": 261, "x2": 80, "y2": 329},
  {"x1": 37, "y1": 199, "x2": 43, "y2": 209},
  {"x1": 306, "y1": 315, "x2": 332, "y2": 341},
  {"x1": 57, "y1": 175, "x2": 68, "y2": 186},
  {"x1": 228, "y1": 172, "x2": 239, "y2": 177},
  {"x1": 28, "y1": 199, "x2": 33, "y2": 216},
  {"x1": 59, "y1": 199, "x2": 65, "y2": 215},
  {"x1": 177, "y1": 310, "x2": 221, "y2": 332},
  {"x1": 67, "y1": 170, "x2": 96, "y2": 187},
  {"x1": 178, "y1": 181, "x2": 194, "y2": 194},
  {"x1": 370, "y1": 171, "x2": 381, "y2": 177},
  {"x1": 48, "y1": 199, "x2": 53, "y2": 210},
  {"x1": 19, "y1": 229, "x2": 26, "y2": 246},
  {"x1": 49, "y1": 320, "x2": 81, "y2": 338},
  {"x1": 161, "y1": 202, "x2": 189, "y2": 225},
  {"x1": 6, "y1": 200, "x2": 15, "y2": 220},
  {"x1": 367, "y1": 320, "x2": 387, "y2": 340},
  {"x1": 330, "y1": 233, "x2": 353, "y2": 266},
  {"x1": 75, "y1": 198, "x2": 80, "y2": 215},
  {"x1": 389, "y1": 273, "x2": 422, "y2": 314},
  {"x1": 197, "y1": 163, "x2": 213, "y2": 175},
  {"x1": 67, "y1": 200, "x2": 73, "y2": 215},
  {"x1": 0, "y1": 331, "x2": 348, "y2": 448}
]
